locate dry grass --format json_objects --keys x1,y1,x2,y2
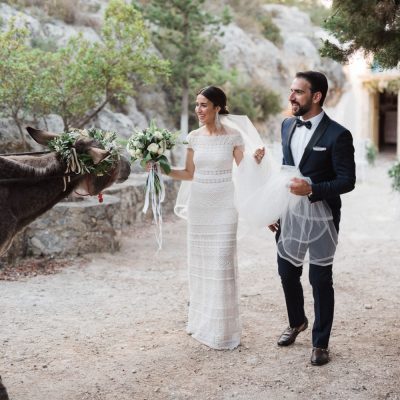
[
  {"x1": 0, "y1": 257, "x2": 69, "y2": 281},
  {"x1": 4, "y1": 0, "x2": 96, "y2": 26}
]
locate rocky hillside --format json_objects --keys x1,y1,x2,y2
[{"x1": 0, "y1": 0, "x2": 343, "y2": 149}]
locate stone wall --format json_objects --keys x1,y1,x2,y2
[{"x1": 1, "y1": 175, "x2": 180, "y2": 263}]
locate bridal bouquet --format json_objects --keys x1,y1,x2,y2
[
  {"x1": 127, "y1": 120, "x2": 178, "y2": 175},
  {"x1": 126, "y1": 120, "x2": 179, "y2": 249}
]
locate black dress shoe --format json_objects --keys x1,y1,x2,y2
[
  {"x1": 277, "y1": 317, "x2": 308, "y2": 346},
  {"x1": 311, "y1": 347, "x2": 330, "y2": 366}
]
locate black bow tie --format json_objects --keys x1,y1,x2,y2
[{"x1": 295, "y1": 119, "x2": 312, "y2": 129}]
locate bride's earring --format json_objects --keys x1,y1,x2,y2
[{"x1": 215, "y1": 112, "x2": 221, "y2": 130}]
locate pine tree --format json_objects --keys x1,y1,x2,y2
[
  {"x1": 142, "y1": 0, "x2": 229, "y2": 136},
  {"x1": 321, "y1": 0, "x2": 400, "y2": 69}
]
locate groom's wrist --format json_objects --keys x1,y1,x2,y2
[{"x1": 307, "y1": 184, "x2": 313, "y2": 198}]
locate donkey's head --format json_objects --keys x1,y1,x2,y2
[{"x1": 26, "y1": 127, "x2": 131, "y2": 195}]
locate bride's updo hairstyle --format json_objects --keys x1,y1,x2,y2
[{"x1": 198, "y1": 86, "x2": 230, "y2": 115}]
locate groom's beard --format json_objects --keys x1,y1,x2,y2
[{"x1": 291, "y1": 100, "x2": 312, "y2": 117}]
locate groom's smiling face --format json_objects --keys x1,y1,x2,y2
[{"x1": 289, "y1": 78, "x2": 313, "y2": 117}]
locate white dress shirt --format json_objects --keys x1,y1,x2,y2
[{"x1": 290, "y1": 111, "x2": 325, "y2": 167}]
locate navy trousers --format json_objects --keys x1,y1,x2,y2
[
  {"x1": 276, "y1": 210, "x2": 339, "y2": 349},
  {"x1": 277, "y1": 254, "x2": 334, "y2": 349}
]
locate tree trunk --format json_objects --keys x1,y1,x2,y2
[
  {"x1": 62, "y1": 116, "x2": 69, "y2": 133},
  {"x1": 180, "y1": 84, "x2": 189, "y2": 138},
  {"x1": 180, "y1": 10, "x2": 190, "y2": 138},
  {"x1": 13, "y1": 115, "x2": 27, "y2": 151},
  {"x1": 42, "y1": 116, "x2": 49, "y2": 130}
]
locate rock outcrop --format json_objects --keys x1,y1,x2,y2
[{"x1": 217, "y1": 4, "x2": 345, "y2": 138}]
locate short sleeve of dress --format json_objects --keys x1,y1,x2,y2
[
  {"x1": 232, "y1": 131, "x2": 244, "y2": 151},
  {"x1": 186, "y1": 132, "x2": 194, "y2": 149}
]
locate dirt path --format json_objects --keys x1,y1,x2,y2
[{"x1": 1, "y1": 155, "x2": 400, "y2": 400}]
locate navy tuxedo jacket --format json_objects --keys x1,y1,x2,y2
[{"x1": 281, "y1": 113, "x2": 356, "y2": 226}]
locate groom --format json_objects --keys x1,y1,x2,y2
[{"x1": 269, "y1": 71, "x2": 356, "y2": 365}]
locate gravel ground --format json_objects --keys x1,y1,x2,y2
[{"x1": 1, "y1": 154, "x2": 400, "y2": 400}]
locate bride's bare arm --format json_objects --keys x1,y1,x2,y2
[
  {"x1": 234, "y1": 146, "x2": 265, "y2": 166},
  {"x1": 167, "y1": 148, "x2": 195, "y2": 181},
  {"x1": 234, "y1": 147, "x2": 244, "y2": 165}
]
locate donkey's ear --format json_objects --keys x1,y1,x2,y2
[
  {"x1": 26, "y1": 127, "x2": 59, "y2": 146},
  {"x1": 87, "y1": 147, "x2": 110, "y2": 165}
]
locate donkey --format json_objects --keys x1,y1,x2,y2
[{"x1": 0, "y1": 127, "x2": 131, "y2": 256}]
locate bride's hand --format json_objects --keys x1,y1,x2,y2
[
  {"x1": 253, "y1": 147, "x2": 265, "y2": 164},
  {"x1": 145, "y1": 161, "x2": 154, "y2": 172}
]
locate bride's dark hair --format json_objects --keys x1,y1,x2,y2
[{"x1": 198, "y1": 86, "x2": 229, "y2": 114}]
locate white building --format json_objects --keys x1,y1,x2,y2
[{"x1": 326, "y1": 53, "x2": 399, "y2": 158}]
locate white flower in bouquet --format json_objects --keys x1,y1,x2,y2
[
  {"x1": 154, "y1": 130, "x2": 163, "y2": 140},
  {"x1": 147, "y1": 143, "x2": 160, "y2": 154}
]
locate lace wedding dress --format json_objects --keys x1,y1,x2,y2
[{"x1": 186, "y1": 127, "x2": 243, "y2": 350}]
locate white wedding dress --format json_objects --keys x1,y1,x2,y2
[{"x1": 185, "y1": 127, "x2": 243, "y2": 350}]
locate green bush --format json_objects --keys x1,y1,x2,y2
[
  {"x1": 253, "y1": 83, "x2": 282, "y2": 119},
  {"x1": 366, "y1": 142, "x2": 377, "y2": 166},
  {"x1": 388, "y1": 161, "x2": 400, "y2": 192},
  {"x1": 258, "y1": 13, "x2": 282, "y2": 46},
  {"x1": 228, "y1": 88, "x2": 258, "y2": 121},
  {"x1": 31, "y1": 36, "x2": 58, "y2": 52},
  {"x1": 226, "y1": 81, "x2": 281, "y2": 122}
]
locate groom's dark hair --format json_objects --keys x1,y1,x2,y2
[{"x1": 296, "y1": 71, "x2": 328, "y2": 106}]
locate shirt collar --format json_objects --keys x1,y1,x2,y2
[{"x1": 300, "y1": 110, "x2": 325, "y2": 129}]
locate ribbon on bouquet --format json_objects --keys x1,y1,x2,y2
[{"x1": 143, "y1": 161, "x2": 166, "y2": 250}]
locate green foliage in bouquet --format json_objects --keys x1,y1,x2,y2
[
  {"x1": 48, "y1": 128, "x2": 120, "y2": 176},
  {"x1": 126, "y1": 120, "x2": 179, "y2": 175},
  {"x1": 388, "y1": 161, "x2": 400, "y2": 192}
]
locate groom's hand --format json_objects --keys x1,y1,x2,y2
[{"x1": 289, "y1": 177, "x2": 312, "y2": 196}]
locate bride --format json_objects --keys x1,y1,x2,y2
[{"x1": 165, "y1": 86, "x2": 265, "y2": 350}]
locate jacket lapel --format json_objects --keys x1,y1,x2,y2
[
  {"x1": 299, "y1": 114, "x2": 331, "y2": 170},
  {"x1": 284, "y1": 119, "x2": 297, "y2": 166}
]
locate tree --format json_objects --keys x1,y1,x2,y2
[
  {"x1": 320, "y1": 0, "x2": 400, "y2": 69},
  {"x1": 0, "y1": 1, "x2": 169, "y2": 137},
  {"x1": 0, "y1": 20, "x2": 44, "y2": 148},
  {"x1": 39, "y1": 0, "x2": 169, "y2": 131},
  {"x1": 37, "y1": 37, "x2": 106, "y2": 132},
  {"x1": 142, "y1": 0, "x2": 230, "y2": 136}
]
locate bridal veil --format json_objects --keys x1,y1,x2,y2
[{"x1": 174, "y1": 114, "x2": 338, "y2": 267}]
